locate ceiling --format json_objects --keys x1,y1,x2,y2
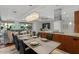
[
  {"x1": 0, "y1": 5, "x2": 79, "y2": 23},
  {"x1": 0, "y1": 5, "x2": 63, "y2": 22},
  {"x1": 0, "y1": 5, "x2": 39, "y2": 22}
]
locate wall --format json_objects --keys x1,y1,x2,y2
[
  {"x1": 62, "y1": 5, "x2": 79, "y2": 33},
  {"x1": 32, "y1": 19, "x2": 54, "y2": 33},
  {"x1": 53, "y1": 21, "x2": 61, "y2": 32},
  {"x1": 32, "y1": 6, "x2": 55, "y2": 32},
  {"x1": 32, "y1": 21, "x2": 42, "y2": 33},
  {"x1": 32, "y1": 5, "x2": 79, "y2": 33}
]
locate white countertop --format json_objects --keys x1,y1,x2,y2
[
  {"x1": 54, "y1": 33, "x2": 79, "y2": 37},
  {"x1": 39, "y1": 31, "x2": 79, "y2": 37},
  {"x1": 39, "y1": 31, "x2": 53, "y2": 34}
]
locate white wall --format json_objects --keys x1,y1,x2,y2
[
  {"x1": 53, "y1": 21, "x2": 61, "y2": 32},
  {"x1": 32, "y1": 21, "x2": 42, "y2": 33},
  {"x1": 62, "y1": 5, "x2": 79, "y2": 33},
  {"x1": 31, "y1": 6, "x2": 79, "y2": 33},
  {"x1": 32, "y1": 6, "x2": 55, "y2": 32},
  {"x1": 32, "y1": 20, "x2": 54, "y2": 33}
]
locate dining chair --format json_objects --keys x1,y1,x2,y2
[
  {"x1": 13, "y1": 35, "x2": 20, "y2": 51},
  {"x1": 12, "y1": 33, "x2": 16, "y2": 44},
  {"x1": 18, "y1": 40, "x2": 37, "y2": 54},
  {"x1": 13, "y1": 33, "x2": 29, "y2": 49}
]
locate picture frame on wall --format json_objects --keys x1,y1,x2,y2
[{"x1": 42, "y1": 23, "x2": 50, "y2": 29}]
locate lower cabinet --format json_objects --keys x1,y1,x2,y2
[
  {"x1": 39, "y1": 32, "x2": 79, "y2": 54},
  {"x1": 39, "y1": 32, "x2": 48, "y2": 38},
  {"x1": 53, "y1": 34, "x2": 79, "y2": 54}
]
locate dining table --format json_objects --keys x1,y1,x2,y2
[{"x1": 18, "y1": 34, "x2": 61, "y2": 54}]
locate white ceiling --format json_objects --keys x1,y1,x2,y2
[
  {"x1": 0, "y1": 5, "x2": 62, "y2": 21},
  {"x1": 0, "y1": 5, "x2": 39, "y2": 21},
  {"x1": 0, "y1": 5, "x2": 79, "y2": 22}
]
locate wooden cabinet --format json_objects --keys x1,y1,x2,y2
[
  {"x1": 53, "y1": 34, "x2": 79, "y2": 54},
  {"x1": 74, "y1": 11, "x2": 79, "y2": 33},
  {"x1": 72, "y1": 37, "x2": 79, "y2": 53},
  {"x1": 39, "y1": 32, "x2": 48, "y2": 38},
  {"x1": 39, "y1": 32, "x2": 79, "y2": 53}
]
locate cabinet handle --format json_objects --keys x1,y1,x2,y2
[{"x1": 73, "y1": 38, "x2": 78, "y2": 41}]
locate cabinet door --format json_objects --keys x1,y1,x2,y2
[
  {"x1": 43, "y1": 33, "x2": 47, "y2": 38},
  {"x1": 72, "y1": 37, "x2": 79, "y2": 53},
  {"x1": 53, "y1": 34, "x2": 75, "y2": 53},
  {"x1": 75, "y1": 11, "x2": 79, "y2": 33},
  {"x1": 53, "y1": 34, "x2": 62, "y2": 42},
  {"x1": 75, "y1": 24, "x2": 79, "y2": 33},
  {"x1": 53, "y1": 34, "x2": 67, "y2": 43},
  {"x1": 40, "y1": 32, "x2": 47, "y2": 38},
  {"x1": 53, "y1": 34, "x2": 79, "y2": 53},
  {"x1": 75, "y1": 11, "x2": 79, "y2": 24},
  {"x1": 62, "y1": 36, "x2": 75, "y2": 54}
]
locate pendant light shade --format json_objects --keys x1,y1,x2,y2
[{"x1": 25, "y1": 12, "x2": 39, "y2": 22}]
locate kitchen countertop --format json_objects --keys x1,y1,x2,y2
[
  {"x1": 39, "y1": 31, "x2": 53, "y2": 34},
  {"x1": 54, "y1": 33, "x2": 79, "y2": 37},
  {"x1": 39, "y1": 31, "x2": 79, "y2": 37}
]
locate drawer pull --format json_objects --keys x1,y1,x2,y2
[{"x1": 73, "y1": 38, "x2": 78, "y2": 41}]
